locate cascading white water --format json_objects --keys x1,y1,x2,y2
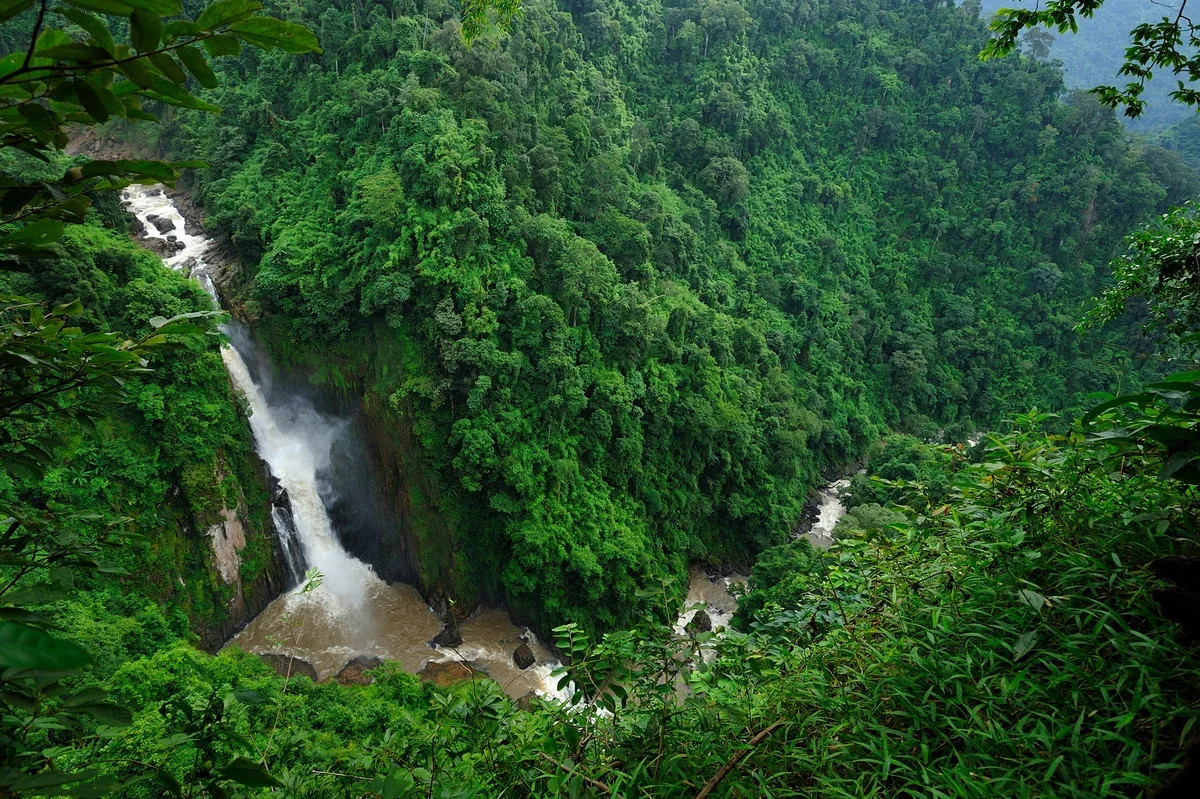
[
  {"x1": 219, "y1": 346, "x2": 384, "y2": 611},
  {"x1": 123, "y1": 185, "x2": 381, "y2": 614},
  {"x1": 121, "y1": 185, "x2": 566, "y2": 698},
  {"x1": 804, "y1": 479, "x2": 849, "y2": 549}
]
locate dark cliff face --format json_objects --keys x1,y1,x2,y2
[
  {"x1": 321, "y1": 412, "x2": 419, "y2": 586},
  {"x1": 356, "y1": 393, "x2": 471, "y2": 612}
]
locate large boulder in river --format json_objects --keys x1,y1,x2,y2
[
  {"x1": 430, "y1": 623, "x2": 462, "y2": 648},
  {"x1": 513, "y1": 644, "x2": 536, "y2": 670},
  {"x1": 419, "y1": 659, "x2": 475, "y2": 687},
  {"x1": 336, "y1": 655, "x2": 385, "y2": 686},
  {"x1": 258, "y1": 653, "x2": 318, "y2": 682},
  {"x1": 687, "y1": 610, "x2": 713, "y2": 634},
  {"x1": 183, "y1": 216, "x2": 205, "y2": 236},
  {"x1": 146, "y1": 213, "x2": 175, "y2": 233}
]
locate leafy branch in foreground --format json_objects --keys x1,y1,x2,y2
[
  {"x1": 0, "y1": 0, "x2": 320, "y2": 267},
  {"x1": 0, "y1": 297, "x2": 219, "y2": 477},
  {"x1": 981, "y1": 0, "x2": 1200, "y2": 119}
]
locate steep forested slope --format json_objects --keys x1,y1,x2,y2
[{"x1": 160, "y1": 0, "x2": 1190, "y2": 631}]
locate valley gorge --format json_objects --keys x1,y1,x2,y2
[{"x1": 4, "y1": 1, "x2": 1200, "y2": 796}]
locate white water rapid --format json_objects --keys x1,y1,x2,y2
[
  {"x1": 804, "y1": 479, "x2": 850, "y2": 549},
  {"x1": 122, "y1": 185, "x2": 564, "y2": 699}
]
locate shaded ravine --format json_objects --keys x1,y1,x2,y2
[
  {"x1": 123, "y1": 186, "x2": 562, "y2": 699},
  {"x1": 123, "y1": 185, "x2": 845, "y2": 699}
]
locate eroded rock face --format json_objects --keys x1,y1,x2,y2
[
  {"x1": 513, "y1": 643, "x2": 536, "y2": 670},
  {"x1": 336, "y1": 655, "x2": 386, "y2": 686},
  {"x1": 431, "y1": 623, "x2": 462, "y2": 648},
  {"x1": 259, "y1": 653, "x2": 318, "y2": 682},
  {"x1": 418, "y1": 659, "x2": 474, "y2": 687},
  {"x1": 209, "y1": 508, "x2": 247, "y2": 585}
]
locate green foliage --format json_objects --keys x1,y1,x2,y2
[
  {"x1": 842, "y1": 433, "x2": 959, "y2": 509},
  {"x1": 980, "y1": 0, "x2": 1194, "y2": 131},
  {"x1": 0, "y1": 0, "x2": 320, "y2": 268},
  {"x1": 0, "y1": 8, "x2": 318, "y2": 795},
  {"x1": 731, "y1": 537, "x2": 824, "y2": 629},
  {"x1": 165, "y1": 0, "x2": 1178, "y2": 632},
  {"x1": 35, "y1": 409, "x2": 1194, "y2": 798},
  {"x1": 1083, "y1": 202, "x2": 1200, "y2": 340}
]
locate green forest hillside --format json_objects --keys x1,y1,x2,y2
[{"x1": 160, "y1": 0, "x2": 1194, "y2": 631}]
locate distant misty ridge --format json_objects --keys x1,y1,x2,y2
[{"x1": 978, "y1": 0, "x2": 1194, "y2": 131}]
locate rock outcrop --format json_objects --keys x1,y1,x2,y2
[
  {"x1": 336, "y1": 655, "x2": 385, "y2": 686},
  {"x1": 419, "y1": 659, "x2": 475, "y2": 687},
  {"x1": 513, "y1": 643, "x2": 536, "y2": 670},
  {"x1": 431, "y1": 623, "x2": 462, "y2": 648},
  {"x1": 259, "y1": 653, "x2": 319, "y2": 682},
  {"x1": 146, "y1": 213, "x2": 175, "y2": 233},
  {"x1": 687, "y1": 609, "x2": 713, "y2": 634}
]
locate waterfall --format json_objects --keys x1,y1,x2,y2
[
  {"x1": 219, "y1": 341, "x2": 384, "y2": 610},
  {"x1": 122, "y1": 185, "x2": 566, "y2": 698},
  {"x1": 122, "y1": 185, "x2": 384, "y2": 613}
]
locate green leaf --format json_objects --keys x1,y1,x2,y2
[
  {"x1": 381, "y1": 770, "x2": 413, "y2": 799},
  {"x1": 36, "y1": 42, "x2": 112, "y2": 61},
  {"x1": 18, "y1": 103, "x2": 56, "y2": 136},
  {"x1": 163, "y1": 20, "x2": 203, "y2": 39},
  {"x1": 93, "y1": 83, "x2": 126, "y2": 117},
  {"x1": 231, "y1": 687, "x2": 268, "y2": 705},
  {"x1": 217, "y1": 757, "x2": 282, "y2": 788},
  {"x1": 61, "y1": 0, "x2": 136, "y2": 14},
  {"x1": 130, "y1": 8, "x2": 161, "y2": 53},
  {"x1": 1017, "y1": 589, "x2": 1045, "y2": 612},
  {"x1": 0, "y1": 0, "x2": 35, "y2": 24},
  {"x1": 201, "y1": 33, "x2": 241, "y2": 57},
  {"x1": 0, "y1": 607, "x2": 51, "y2": 625},
  {"x1": 74, "y1": 702, "x2": 133, "y2": 726},
  {"x1": 118, "y1": 56, "x2": 154, "y2": 89},
  {"x1": 56, "y1": 7, "x2": 117, "y2": 53},
  {"x1": 229, "y1": 16, "x2": 320, "y2": 54},
  {"x1": 124, "y1": 0, "x2": 182, "y2": 13},
  {"x1": 66, "y1": 0, "x2": 181, "y2": 14},
  {"x1": 197, "y1": 0, "x2": 262, "y2": 30},
  {"x1": 1082, "y1": 393, "x2": 1154, "y2": 425},
  {"x1": 10, "y1": 769, "x2": 100, "y2": 793},
  {"x1": 1012, "y1": 630, "x2": 1038, "y2": 661},
  {"x1": 0, "y1": 218, "x2": 65, "y2": 251},
  {"x1": 62, "y1": 686, "x2": 109, "y2": 706},
  {"x1": 176, "y1": 45, "x2": 218, "y2": 88},
  {"x1": 72, "y1": 78, "x2": 108, "y2": 122},
  {"x1": 0, "y1": 621, "x2": 92, "y2": 671},
  {"x1": 144, "y1": 76, "x2": 221, "y2": 112},
  {"x1": 149, "y1": 52, "x2": 187, "y2": 85}
]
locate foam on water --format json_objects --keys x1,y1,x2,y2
[{"x1": 805, "y1": 478, "x2": 850, "y2": 549}]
